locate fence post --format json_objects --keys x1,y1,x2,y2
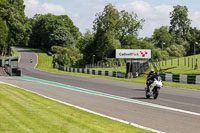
[
  {"x1": 195, "y1": 58, "x2": 198, "y2": 69},
  {"x1": 192, "y1": 58, "x2": 193, "y2": 68},
  {"x1": 188, "y1": 57, "x2": 190, "y2": 67},
  {"x1": 171, "y1": 58, "x2": 173, "y2": 66},
  {"x1": 184, "y1": 57, "x2": 186, "y2": 66},
  {"x1": 178, "y1": 57, "x2": 179, "y2": 66}
]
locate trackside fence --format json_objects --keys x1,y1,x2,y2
[
  {"x1": 58, "y1": 65, "x2": 127, "y2": 78},
  {"x1": 160, "y1": 73, "x2": 200, "y2": 84},
  {"x1": 58, "y1": 65, "x2": 200, "y2": 85}
]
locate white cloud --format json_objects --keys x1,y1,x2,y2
[
  {"x1": 118, "y1": 1, "x2": 173, "y2": 37},
  {"x1": 24, "y1": 0, "x2": 81, "y2": 31},
  {"x1": 25, "y1": 0, "x2": 39, "y2": 6},
  {"x1": 24, "y1": 0, "x2": 83, "y2": 32},
  {"x1": 23, "y1": 0, "x2": 200, "y2": 37},
  {"x1": 41, "y1": 3, "x2": 66, "y2": 15},
  {"x1": 24, "y1": 0, "x2": 66, "y2": 17},
  {"x1": 118, "y1": 1, "x2": 200, "y2": 37},
  {"x1": 190, "y1": 11, "x2": 200, "y2": 29}
]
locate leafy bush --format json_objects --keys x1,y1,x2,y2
[{"x1": 51, "y1": 46, "x2": 82, "y2": 67}]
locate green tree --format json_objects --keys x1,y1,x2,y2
[
  {"x1": 162, "y1": 50, "x2": 170, "y2": 60},
  {"x1": 51, "y1": 46, "x2": 82, "y2": 67},
  {"x1": 77, "y1": 30, "x2": 95, "y2": 64},
  {"x1": 30, "y1": 14, "x2": 80, "y2": 50},
  {"x1": 93, "y1": 4, "x2": 120, "y2": 34},
  {"x1": 152, "y1": 26, "x2": 174, "y2": 49},
  {"x1": 118, "y1": 10, "x2": 144, "y2": 46},
  {"x1": 169, "y1": 5, "x2": 191, "y2": 40},
  {"x1": 0, "y1": 17, "x2": 8, "y2": 56},
  {"x1": 123, "y1": 35, "x2": 162, "y2": 60},
  {"x1": 57, "y1": 15, "x2": 81, "y2": 41},
  {"x1": 92, "y1": 4, "x2": 121, "y2": 62},
  {"x1": 77, "y1": 30, "x2": 94, "y2": 53},
  {"x1": 187, "y1": 27, "x2": 200, "y2": 55},
  {"x1": 50, "y1": 27, "x2": 75, "y2": 47},
  {"x1": 166, "y1": 44, "x2": 186, "y2": 57},
  {"x1": 91, "y1": 4, "x2": 144, "y2": 62},
  {"x1": 151, "y1": 48, "x2": 162, "y2": 60},
  {"x1": 95, "y1": 31, "x2": 121, "y2": 59},
  {"x1": 0, "y1": 0, "x2": 31, "y2": 51},
  {"x1": 122, "y1": 35, "x2": 141, "y2": 49}
]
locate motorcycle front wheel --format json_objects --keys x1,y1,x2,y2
[{"x1": 153, "y1": 88, "x2": 159, "y2": 99}]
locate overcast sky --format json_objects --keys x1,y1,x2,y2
[{"x1": 24, "y1": 0, "x2": 200, "y2": 37}]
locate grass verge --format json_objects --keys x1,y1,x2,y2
[
  {"x1": 153, "y1": 54, "x2": 200, "y2": 74},
  {"x1": 0, "y1": 83, "x2": 152, "y2": 133},
  {"x1": 11, "y1": 49, "x2": 19, "y2": 56}
]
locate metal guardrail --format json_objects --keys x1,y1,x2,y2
[
  {"x1": 1, "y1": 56, "x2": 21, "y2": 76},
  {"x1": 58, "y1": 65, "x2": 200, "y2": 85},
  {"x1": 161, "y1": 73, "x2": 200, "y2": 84},
  {"x1": 58, "y1": 65, "x2": 128, "y2": 78}
]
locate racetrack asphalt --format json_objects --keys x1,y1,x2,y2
[{"x1": 1, "y1": 48, "x2": 200, "y2": 133}]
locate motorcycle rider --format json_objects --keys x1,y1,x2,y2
[{"x1": 146, "y1": 69, "x2": 156, "y2": 90}]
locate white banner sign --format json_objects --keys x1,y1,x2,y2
[{"x1": 116, "y1": 49, "x2": 151, "y2": 59}]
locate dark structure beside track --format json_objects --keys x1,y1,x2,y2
[{"x1": 0, "y1": 56, "x2": 21, "y2": 76}]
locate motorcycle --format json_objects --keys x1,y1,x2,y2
[{"x1": 145, "y1": 76, "x2": 163, "y2": 99}]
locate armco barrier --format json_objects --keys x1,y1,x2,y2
[
  {"x1": 195, "y1": 75, "x2": 200, "y2": 84},
  {"x1": 187, "y1": 75, "x2": 196, "y2": 84},
  {"x1": 161, "y1": 73, "x2": 200, "y2": 85},
  {"x1": 58, "y1": 66, "x2": 127, "y2": 79},
  {"x1": 160, "y1": 74, "x2": 165, "y2": 81},
  {"x1": 105, "y1": 71, "x2": 109, "y2": 76},
  {"x1": 165, "y1": 73, "x2": 173, "y2": 82},
  {"x1": 179, "y1": 75, "x2": 187, "y2": 84},
  {"x1": 172, "y1": 74, "x2": 179, "y2": 83},
  {"x1": 58, "y1": 65, "x2": 200, "y2": 84}
]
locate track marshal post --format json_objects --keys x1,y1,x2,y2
[{"x1": 107, "y1": 49, "x2": 151, "y2": 78}]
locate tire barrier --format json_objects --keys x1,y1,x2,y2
[
  {"x1": 1, "y1": 56, "x2": 21, "y2": 76},
  {"x1": 58, "y1": 65, "x2": 200, "y2": 84},
  {"x1": 160, "y1": 73, "x2": 200, "y2": 84},
  {"x1": 58, "y1": 65, "x2": 128, "y2": 79}
]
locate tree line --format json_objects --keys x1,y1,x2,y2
[
  {"x1": 151, "y1": 5, "x2": 200, "y2": 59},
  {"x1": 0, "y1": 0, "x2": 31, "y2": 56},
  {"x1": 0, "y1": 1, "x2": 200, "y2": 67}
]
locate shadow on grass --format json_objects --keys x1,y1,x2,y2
[{"x1": 160, "y1": 66, "x2": 177, "y2": 72}]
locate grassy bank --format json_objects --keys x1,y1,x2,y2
[
  {"x1": 86, "y1": 54, "x2": 200, "y2": 75},
  {"x1": 153, "y1": 54, "x2": 200, "y2": 74},
  {"x1": 0, "y1": 83, "x2": 152, "y2": 133},
  {"x1": 12, "y1": 49, "x2": 19, "y2": 56}
]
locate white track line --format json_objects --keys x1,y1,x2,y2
[
  {"x1": 16, "y1": 76, "x2": 200, "y2": 117},
  {"x1": 0, "y1": 81, "x2": 164, "y2": 133},
  {"x1": 34, "y1": 52, "x2": 38, "y2": 69}
]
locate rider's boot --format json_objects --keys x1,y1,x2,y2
[{"x1": 146, "y1": 85, "x2": 150, "y2": 95}]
